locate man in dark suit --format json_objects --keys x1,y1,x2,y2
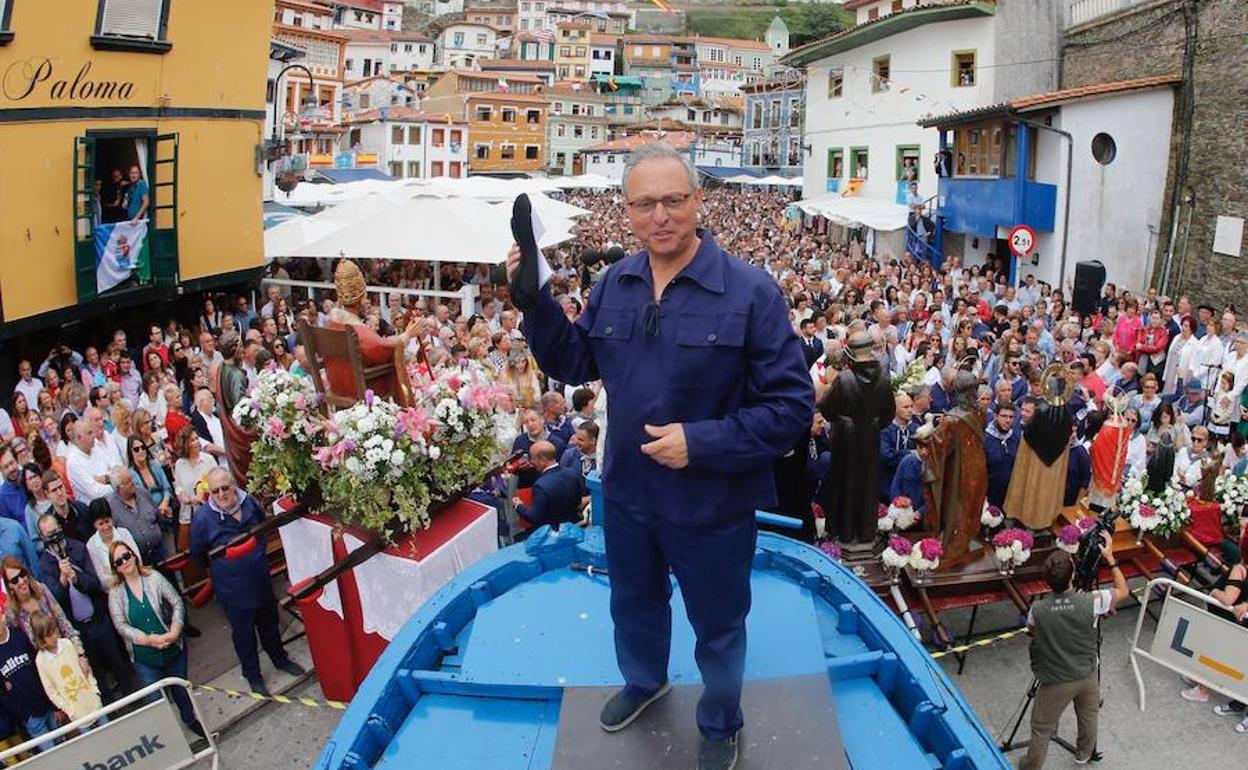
[
  {"x1": 798, "y1": 318, "x2": 824, "y2": 368},
  {"x1": 512, "y1": 441, "x2": 583, "y2": 529}
]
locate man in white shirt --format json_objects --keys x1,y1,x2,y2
[
  {"x1": 82, "y1": 406, "x2": 124, "y2": 468},
  {"x1": 191, "y1": 388, "x2": 229, "y2": 468},
  {"x1": 1175, "y1": 427, "x2": 1214, "y2": 489},
  {"x1": 65, "y1": 421, "x2": 115, "y2": 504},
  {"x1": 116, "y1": 356, "x2": 143, "y2": 407},
  {"x1": 13, "y1": 360, "x2": 43, "y2": 408}
]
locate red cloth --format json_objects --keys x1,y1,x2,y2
[
  {"x1": 1090, "y1": 422, "x2": 1131, "y2": 496},
  {"x1": 1187, "y1": 499, "x2": 1224, "y2": 546},
  {"x1": 325, "y1": 319, "x2": 398, "y2": 401}
]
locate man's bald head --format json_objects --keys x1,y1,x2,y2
[{"x1": 530, "y1": 440, "x2": 558, "y2": 467}]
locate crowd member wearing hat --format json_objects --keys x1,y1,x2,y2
[{"x1": 189, "y1": 468, "x2": 304, "y2": 697}]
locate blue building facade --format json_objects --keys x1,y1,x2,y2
[{"x1": 740, "y1": 72, "x2": 803, "y2": 173}]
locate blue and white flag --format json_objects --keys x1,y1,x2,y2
[{"x1": 94, "y1": 219, "x2": 150, "y2": 293}]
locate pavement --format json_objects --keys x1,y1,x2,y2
[{"x1": 177, "y1": 577, "x2": 1245, "y2": 769}]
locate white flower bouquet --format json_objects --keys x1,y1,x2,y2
[
  {"x1": 1119, "y1": 472, "x2": 1190, "y2": 538},
  {"x1": 1214, "y1": 470, "x2": 1248, "y2": 528},
  {"x1": 231, "y1": 368, "x2": 323, "y2": 496},
  {"x1": 991, "y1": 528, "x2": 1034, "y2": 572}
]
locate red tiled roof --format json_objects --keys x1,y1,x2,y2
[
  {"x1": 345, "y1": 107, "x2": 467, "y2": 124},
  {"x1": 581, "y1": 131, "x2": 695, "y2": 153},
  {"x1": 336, "y1": 28, "x2": 396, "y2": 43},
  {"x1": 1010, "y1": 75, "x2": 1182, "y2": 110}
]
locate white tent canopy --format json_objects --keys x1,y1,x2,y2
[
  {"x1": 552, "y1": 173, "x2": 619, "y2": 189},
  {"x1": 267, "y1": 192, "x2": 577, "y2": 263},
  {"x1": 795, "y1": 195, "x2": 909, "y2": 232},
  {"x1": 758, "y1": 174, "x2": 802, "y2": 187}
]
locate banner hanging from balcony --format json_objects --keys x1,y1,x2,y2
[{"x1": 94, "y1": 220, "x2": 150, "y2": 294}]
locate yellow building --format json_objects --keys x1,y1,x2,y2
[
  {"x1": 0, "y1": 0, "x2": 274, "y2": 339},
  {"x1": 421, "y1": 71, "x2": 548, "y2": 175},
  {"x1": 554, "y1": 23, "x2": 592, "y2": 82}
]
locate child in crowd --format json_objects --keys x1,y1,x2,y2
[
  {"x1": 0, "y1": 604, "x2": 60, "y2": 754},
  {"x1": 31, "y1": 612, "x2": 104, "y2": 731}
]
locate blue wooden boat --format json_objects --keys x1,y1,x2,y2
[{"x1": 315, "y1": 477, "x2": 1009, "y2": 770}]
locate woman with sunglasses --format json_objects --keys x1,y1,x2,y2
[
  {"x1": 106, "y1": 541, "x2": 204, "y2": 737},
  {"x1": 2, "y1": 556, "x2": 88, "y2": 670},
  {"x1": 127, "y1": 436, "x2": 175, "y2": 557}
]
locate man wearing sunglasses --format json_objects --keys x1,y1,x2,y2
[{"x1": 189, "y1": 468, "x2": 304, "y2": 697}]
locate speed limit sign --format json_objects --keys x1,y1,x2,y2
[{"x1": 1008, "y1": 224, "x2": 1036, "y2": 258}]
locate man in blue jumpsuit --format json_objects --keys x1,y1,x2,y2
[{"x1": 507, "y1": 143, "x2": 813, "y2": 770}]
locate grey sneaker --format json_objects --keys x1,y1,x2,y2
[
  {"x1": 598, "y1": 682, "x2": 671, "y2": 732},
  {"x1": 698, "y1": 732, "x2": 739, "y2": 770}
]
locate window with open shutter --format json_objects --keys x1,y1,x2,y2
[
  {"x1": 73, "y1": 136, "x2": 99, "y2": 303},
  {"x1": 149, "y1": 133, "x2": 179, "y2": 286},
  {"x1": 94, "y1": 0, "x2": 170, "y2": 52},
  {"x1": 0, "y1": 0, "x2": 14, "y2": 45}
]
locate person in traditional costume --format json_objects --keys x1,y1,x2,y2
[
  {"x1": 325, "y1": 260, "x2": 423, "y2": 403},
  {"x1": 922, "y1": 369, "x2": 987, "y2": 567},
  {"x1": 818, "y1": 331, "x2": 895, "y2": 548},
  {"x1": 1087, "y1": 392, "x2": 1133, "y2": 512},
  {"x1": 1004, "y1": 365, "x2": 1075, "y2": 529}
]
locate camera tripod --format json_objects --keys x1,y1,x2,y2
[{"x1": 998, "y1": 627, "x2": 1104, "y2": 761}]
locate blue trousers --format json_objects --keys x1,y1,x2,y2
[
  {"x1": 222, "y1": 600, "x2": 288, "y2": 680},
  {"x1": 133, "y1": 644, "x2": 196, "y2": 727},
  {"x1": 603, "y1": 497, "x2": 756, "y2": 740},
  {"x1": 21, "y1": 711, "x2": 59, "y2": 753}
]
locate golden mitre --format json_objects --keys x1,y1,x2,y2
[{"x1": 334, "y1": 259, "x2": 367, "y2": 307}]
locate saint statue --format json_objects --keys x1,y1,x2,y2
[
  {"x1": 818, "y1": 331, "x2": 895, "y2": 548},
  {"x1": 922, "y1": 370, "x2": 987, "y2": 568},
  {"x1": 325, "y1": 259, "x2": 422, "y2": 404},
  {"x1": 1004, "y1": 364, "x2": 1075, "y2": 529}
]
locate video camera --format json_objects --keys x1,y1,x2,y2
[{"x1": 1073, "y1": 507, "x2": 1121, "y2": 592}]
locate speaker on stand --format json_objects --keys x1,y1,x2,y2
[{"x1": 1071, "y1": 260, "x2": 1106, "y2": 316}]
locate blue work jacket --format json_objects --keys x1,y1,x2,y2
[
  {"x1": 189, "y1": 493, "x2": 273, "y2": 609},
  {"x1": 523, "y1": 230, "x2": 814, "y2": 526}
]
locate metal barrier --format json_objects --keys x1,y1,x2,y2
[
  {"x1": 1129, "y1": 577, "x2": 1248, "y2": 711},
  {"x1": 0, "y1": 677, "x2": 217, "y2": 769},
  {"x1": 260, "y1": 277, "x2": 479, "y2": 315}
]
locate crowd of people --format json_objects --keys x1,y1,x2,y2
[{"x1": 3, "y1": 183, "x2": 1248, "y2": 753}]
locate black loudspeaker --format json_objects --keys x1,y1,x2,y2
[{"x1": 1072, "y1": 260, "x2": 1106, "y2": 316}]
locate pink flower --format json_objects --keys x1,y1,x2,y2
[
  {"x1": 294, "y1": 396, "x2": 308, "y2": 411},
  {"x1": 1058, "y1": 524, "x2": 1082, "y2": 546},
  {"x1": 1138, "y1": 503, "x2": 1156, "y2": 518},
  {"x1": 460, "y1": 384, "x2": 499, "y2": 411},
  {"x1": 887, "y1": 535, "x2": 912, "y2": 555},
  {"x1": 364, "y1": 389, "x2": 375, "y2": 407},
  {"x1": 918, "y1": 538, "x2": 943, "y2": 561},
  {"x1": 397, "y1": 406, "x2": 432, "y2": 442},
  {"x1": 992, "y1": 528, "x2": 1034, "y2": 550},
  {"x1": 1076, "y1": 517, "x2": 1097, "y2": 531},
  {"x1": 446, "y1": 374, "x2": 463, "y2": 393},
  {"x1": 891, "y1": 496, "x2": 913, "y2": 509},
  {"x1": 877, "y1": 503, "x2": 889, "y2": 519},
  {"x1": 819, "y1": 541, "x2": 842, "y2": 560},
  {"x1": 266, "y1": 417, "x2": 288, "y2": 439}
]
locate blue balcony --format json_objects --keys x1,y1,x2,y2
[
  {"x1": 826, "y1": 178, "x2": 840, "y2": 193},
  {"x1": 937, "y1": 177, "x2": 1056, "y2": 237}
]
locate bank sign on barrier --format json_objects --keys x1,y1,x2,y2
[
  {"x1": 16, "y1": 700, "x2": 191, "y2": 770},
  {"x1": 1130, "y1": 578, "x2": 1248, "y2": 710}
]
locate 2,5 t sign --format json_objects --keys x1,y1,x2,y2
[{"x1": 1008, "y1": 225, "x2": 1036, "y2": 258}]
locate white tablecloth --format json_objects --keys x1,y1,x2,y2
[{"x1": 278, "y1": 515, "x2": 343, "y2": 618}]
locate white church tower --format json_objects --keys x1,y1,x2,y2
[{"x1": 766, "y1": 16, "x2": 790, "y2": 57}]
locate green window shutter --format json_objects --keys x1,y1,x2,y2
[
  {"x1": 150, "y1": 132, "x2": 179, "y2": 286},
  {"x1": 73, "y1": 136, "x2": 98, "y2": 303}
]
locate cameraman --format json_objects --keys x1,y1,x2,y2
[{"x1": 1020, "y1": 532, "x2": 1129, "y2": 769}]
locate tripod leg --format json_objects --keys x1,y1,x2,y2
[{"x1": 999, "y1": 679, "x2": 1039, "y2": 753}]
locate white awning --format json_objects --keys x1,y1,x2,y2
[
  {"x1": 758, "y1": 174, "x2": 802, "y2": 186},
  {"x1": 552, "y1": 173, "x2": 620, "y2": 189},
  {"x1": 795, "y1": 194, "x2": 909, "y2": 232}
]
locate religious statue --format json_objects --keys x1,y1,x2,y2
[
  {"x1": 818, "y1": 331, "x2": 895, "y2": 549},
  {"x1": 1088, "y1": 391, "x2": 1132, "y2": 511},
  {"x1": 1004, "y1": 364, "x2": 1075, "y2": 529},
  {"x1": 324, "y1": 259, "x2": 419, "y2": 404},
  {"x1": 921, "y1": 370, "x2": 987, "y2": 568}
]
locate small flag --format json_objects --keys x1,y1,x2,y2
[
  {"x1": 94, "y1": 220, "x2": 150, "y2": 294},
  {"x1": 650, "y1": 0, "x2": 673, "y2": 11},
  {"x1": 571, "y1": 82, "x2": 582, "y2": 91},
  {"x1": 498, "y1": 77, "x2": 509, "y2": 92},
  {"x1": 607, "y1": 76, "x2": 618, "y2": 91}
]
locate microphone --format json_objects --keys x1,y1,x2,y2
[{"x1": 603, "y1": 246, "x2": 626, "y2": 264}]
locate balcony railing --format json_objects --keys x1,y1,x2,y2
[{"x1": 1066, "y1": 0, "x2": 1150, "y2": 28}]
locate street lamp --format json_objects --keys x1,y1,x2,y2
[{"x1": 270, "y1": 63, "x2": 321, "y2": 157}]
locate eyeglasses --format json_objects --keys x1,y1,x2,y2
[
  {"x1": 112, "y1": 552, "x2": 134, "y2": 568},
  {"x1": 5, "y1": 571, "x2": 27, "y2": 584},
  {"x1": 210, "y1": 484, "x2": 232, "y2": 495},
  {"x1": 1193, "y1": 436, "x2": 1208, "y2": 443},
  {"x1": 625, "y1": 193, "x2": 693, "y2": 215},
  {"x1": 132, "y1": 445, "x2": 146, "y2": 453}
]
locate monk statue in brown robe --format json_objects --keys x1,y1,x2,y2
[
  {"x1": 818, "y1": 330, "x2": 895, "y2": 550},
  {"x1": 922, "y1": 369, "x2": 988, "y2": 569},
  {"x1": 325, "y1": 259, "x2": 423, "y2": 404}
]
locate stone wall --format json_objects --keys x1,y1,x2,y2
[{"x1": 1062, "y1": 0, "x2": 1248, "y2": 306}]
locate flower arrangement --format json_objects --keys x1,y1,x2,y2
[
  {"x1": 991, "y1": 528, "x2": 1034, "y2": 571},
  {"x1": 232, "y1": 368, "x2": 323, "y2": 498},
  {"x1": 818, "y1": 540, "x2": 842, "y2": 562},
  {"x1": 313, "y1": 393, "x2": 434, "y2": 538},
  {"x1": 1056, "y1": 524, "x2": 1083, "y2": 554},
  {"x1": 886, "y1": 496, "x2": 918, "y2": 531},
  {"x1": 910, "y1": 538, "x2": 943, "y2": 573},
  {"x1": 413, "y1": 368, "x2": 512, "y2": 502},
  {"x1": 1213, "y1": 470, "x2": 1248, "y2": 528},
  {"x1": 1118, "y1": 472, "x2": 1190, "y2": 538},
  {"x1": 881, "y1": 535, "x2": 913, "y2": 577},
  {"x1": 890, "y1": 360, "x2": 926, "y2": 395},
  {"x1": 877, "y1": 502, "x2": 894, "y2": 532},
  {"x1": 981, "y1": 502, "x2": 1005, "y2": 530}
]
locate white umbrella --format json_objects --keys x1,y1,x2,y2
[
  {"x1": 275, "y1": 179, "x2": 398, "y2": 207},
  {"x1": 285, "y1": 195, "x2": 574, "y2": 262},
  {"x1": 554, "y1": 173, "x2": 619, "y2": 189},
  {"x1": 760, "y1": 174, "x2": 802, "y2": 186}
]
